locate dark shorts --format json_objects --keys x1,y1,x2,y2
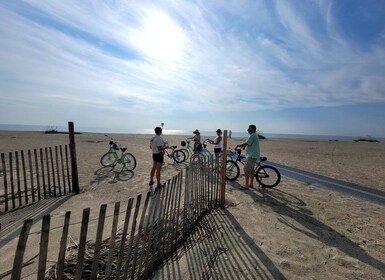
[
  {"x1": 153, "y1": 152, "x2": 164, "y2": 163},
  {"x1": 214, "y1": 148, "x2": 222, "y2": 154}
]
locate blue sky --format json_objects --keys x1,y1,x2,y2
[{"x1": 0, "y1": 0, "x2": 385, "y2": 137}]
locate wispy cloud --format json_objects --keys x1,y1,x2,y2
[{"x1": 0, "y1": 0, "x2": 384, "y2": 131}]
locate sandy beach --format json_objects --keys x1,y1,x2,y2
[{"x1": 0, "y1": 131, "x2": 384, "y2": 279}]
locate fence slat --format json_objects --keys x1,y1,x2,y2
[
  {"x1": 55, "y1": 146, "x2": 62, "y2": 196},
  {"x1": 129, "y1": 192, "x2": 151, "y2": 279},
  {"x1": 56, "y1": 211, "x2": 71, "y2": 280},
  {"x1": 15, "y1": 151, "x2": 22, "y2": 206},
  {"x1": 28, "y1": 150, "x2": 36, "y2": 202},
  {"x1": 105, "y1": 202, "x2": 121, "y2": 279},
  {"x1": 40, "y1": 148, "x2": 47, "y2": 199},
  {"x1": 34, "y1": 149, "x2": 41, "y2": 200},
  {"x1": 21, "y1": 150, "x2": 28, "y2": 205},
  {"x1": 60, "y1": 146, "x2": 67, "y2": 195},
  {"x1": 37, "y1": 215, "x2": 51, "y2": 280},
  {"x1": 49, "y1": 147, "x2": 56, "y2": 197},
  {"x1": 115, "y1": 195, "x2": 135, "y2": 279},
  {"x1": 2, "y1": 153, "x2": 9, "y2": 212},
  {"x1": 74, "y1": 208, "x2": 90, "y2": 280},
  {"x1": 9, "y1": 152, "x2": 16, "y2": 209},
  {"x1": 11, "y1": 219, "x2": 33, "y2": 280},
  {"x1": 65, "y1": 145, "x2": 71, "y2": 193},
  {"x1": 90, "y1": 204, "x2": 107, "y2": 280},
  {"x1": 45, "y1": 148, "x2": 51, "y2": 197}
]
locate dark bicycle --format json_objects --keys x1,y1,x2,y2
[{"x1": 225, "y1": 149, "x2": 281, "y2": 188}]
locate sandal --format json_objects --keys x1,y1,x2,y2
[{"x1": 149, "y1": 181, "x2": 155, "y2": 186}]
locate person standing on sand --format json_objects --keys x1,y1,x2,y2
[
  {"x1": 235, "y1": 124, "x2": 260, "y2": 190},
  {"x1": 149, "y1": 127, "x2": 169, "y2": 188},
  {"x1": 206, "y1": 129, "x2": 223, "y2": 169},
  {"x1": 188, "y1": 129, "x2": 202, "y2": 152},
  {"x1": 206, "y1": 129, "x2": 223, "y2": 154}
]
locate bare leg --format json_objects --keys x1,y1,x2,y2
[
  {"x1": 155, "y1": 162, "x2": 162, "y2": 185},
  {"x1": 245, "y1": 170, "x2": 252, "y2": 187},
  {"x1": 150, "y1": 161, "x2": 157, "y2": 184}
]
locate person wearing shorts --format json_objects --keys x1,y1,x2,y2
[
  {"x1": 149, "y1": 127, "x2": 169, "y2": 188},
  {"x1": 206, "y1": 129, "x2": 223, "y2": 169},
  {"x1": 235, "y1": 124, "x2": 260, "y2": 190}
]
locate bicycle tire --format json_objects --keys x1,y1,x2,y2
[
  {"x1": 255, "y1": 165, "x2": 281, "y2": 188},
  {"x1": 190, "y1": 153, "x2": 202, "y2": 164},
  {"x1": 173, "y1": 149, "x2": 186, "y2": 163},
  {"x1": 100, "y1": 152, "x2": 118, "y2": 167},
  {"x1": 123, "y1": 153, "x2": 137, "y2": 171},
  {"x1": 180, "y1": 148, "x2": 190, "y2": 160},
  {"x1": 225, "y1": 160, "x2": 240, "y2": 181}
]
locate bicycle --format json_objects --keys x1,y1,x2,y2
[
  {"x1": 163, "y1": 142, "x2": 186, "y2": 163},
  {"x1": 180, "y1": 140, "x2": 194, "y2": 160},
  {"x1": 100, "y1": 135, "x2": 137, "y2": 171},
  {"x1": 225, "y1": 149, "x2": 281, "y2": 188},
  {"x1": 190, "y1": 140, "x2": 212, "y2": 164}
]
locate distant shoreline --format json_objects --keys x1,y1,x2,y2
[{"x1": 0, "y1": 124, "x2": 383, "y2": 141}]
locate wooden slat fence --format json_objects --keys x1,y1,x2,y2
[
  {"x1": 6, "y1": 157, "x2": 220, "y2": 279},
  {"x1": 0, "y1": 144, "x2": 73, "y2": 213}
]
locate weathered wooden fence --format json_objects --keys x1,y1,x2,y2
[
  {"x1": 0, "y1": 145, "x2": 73, "y2": 213},
  {"x1": 0, "y1": 122, "x2": 79, "y2": 214},
  {"x1": 6, "y1": 157, "x2": 220, "y2": 279}
]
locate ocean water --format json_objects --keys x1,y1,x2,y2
[{"x1": 0, "y1": 124, "x2": 383, "y2": 141}]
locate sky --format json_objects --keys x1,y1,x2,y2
[{"x1": 0, "y1": 0, "x2": 385, "y2": 137}]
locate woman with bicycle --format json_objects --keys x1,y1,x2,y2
[
  {"x1": 188, "y1": 129, "x2": 202, "y2": 152},
  {"x1": 205, "y1": 129, "x2": 222, "y2": 168},
  {"x1": 149, "y1": 126, "x2": 169, "y2": 188},
  {"x1": 235, "y1": 124, "x2": 260, "y2": 190}
]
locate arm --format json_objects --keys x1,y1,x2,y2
[{"x1": 235, "y1": 142, "x2": 247, "y2": 150}]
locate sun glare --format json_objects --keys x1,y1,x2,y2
[{"x1": 136, "y1": 10, "x2": 186, "y2": 62}]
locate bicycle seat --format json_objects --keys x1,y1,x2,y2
[
  {"x1": 120, "y1": 147, "x2": 127, "y2": 152},
  {"x1": 171, "y1": 145, "x2": 177, "y2": 149},
  {"x1": 260, "y1": 156, "x2": 267, "y2": 161}
]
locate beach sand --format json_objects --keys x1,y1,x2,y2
[{"x1": 0, "y1": 131, "x2": 384, "y2": 279}]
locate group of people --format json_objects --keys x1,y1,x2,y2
[{"x1": 149, "y1": 125, "x2": 260, "y2": 190}]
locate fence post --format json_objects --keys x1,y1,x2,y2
[
  {"x1": 220, "y1": 130, "x2": 228, "y2": 208},
  {"x1": 68, "y1": 122, "x2": 80, "y2": 194}
]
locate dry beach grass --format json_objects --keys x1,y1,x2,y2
[{"x1": 0, "y1": 131, "x2": 384, "y2": 279}]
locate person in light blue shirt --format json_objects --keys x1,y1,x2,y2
[{"x1": 235, "y1": 124, "x2": 260, "y2": 190}]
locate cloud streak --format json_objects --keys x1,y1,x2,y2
[{"x1": 0, "y1": 0, "x2": 384, "y2": 134}]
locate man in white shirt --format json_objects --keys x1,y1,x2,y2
[{"x1": 149, "y1": 127, "x2": 169, "y2": 188}]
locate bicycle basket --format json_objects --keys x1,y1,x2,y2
[{"x1": 181, "y1": 141, "x2": 186, "y2": 147}]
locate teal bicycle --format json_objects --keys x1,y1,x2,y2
[
  {"x1": 100, "y1": 135, "x2": 137, "y2": 171},
  {"x1": 180, "y1": 140, "x2": 194, "y2": 160},
  {"x1": 190, "y1": 140, "x2": 213, "y2": 164}
]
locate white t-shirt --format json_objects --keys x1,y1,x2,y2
[
  {"x1": 213, "y1": 135, "x2": 222, "y2": 149},
  {"x1": 150, "y1": 135, "x2": 164, "y2": 154}
]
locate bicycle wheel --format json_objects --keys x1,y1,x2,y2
[
  {"x1": 101, "y1": 152, "x2": 118, "y2": 167},
  {"x1": 225, "y1": 160, "x2": 240, "y2": 181},
  {"x1": 180, "y1": 148, "x2": 190, "y2": 160},
  {"x1": 173, "y1": 149, "x2": 186, "y2": 163},
  {"x1": 190, "y1": 153, "x2": 202, "y2": 164},
  {"x1": 123, "y1": 153, "x2": 137, "y2": 171},
  {"x1": 255, "y1": 165, "x2": 281, "y2": 188}
]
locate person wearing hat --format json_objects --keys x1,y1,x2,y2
[{"x1": 188, "y1": 129, "x2": 202, "y2": 152}]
